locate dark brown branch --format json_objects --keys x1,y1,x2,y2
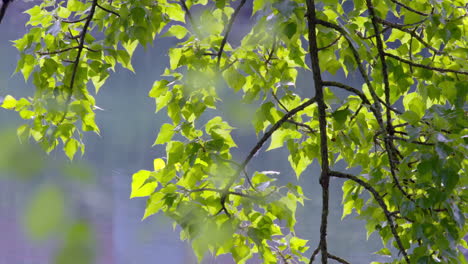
[
  {"x1": 96, "y1": 3, "x2": 120, "y2": 17},
  {"x1": 327, "y1": 253, "x2": 351, "y2": 264},
  {"x1": 58, "y1": 16, "x2": 89, "y2": 23},
  {"x1": 376, "y1": 17, "x2": 442, "y2": 55},
  {"x1": 322, "y1": 81, "x2": 371, "y2": 105},
  {"x1": 220, "y1": 97, "x2": 317, "y2": 214},
  {"x1": 239, "y1": 97, "x2": 316, "y2": 174},
  {"x1": 318, "y1": 34, "x2": 342, "y2": 51},
  {"x1": 37, "y1": 46, "x2": 80, "y2": 55},
  {"x1": 54, "y1": 0, "x2": 99, "y2": 127},
  {"x1": 366, "y1": 0, "x2": 407, "y2": 208},
  {"x1": 286, "y1": 120, "x2": 316, "y2": 134},
  {"x1": 308, "y1": 244, "x2": 320, "y2": 264},
  {"x1": 384, "y1": 52, "x2": 468, "y2": 75},
  {"x1": 216, "y1": 0, "x2": 247, "y2": 68},
  {"x1": 271, "y1": 91, "x2": 316, "y2": 134},
  {"x1": 306, "y1": 1, "x2": 330, "y2": 263},
  {"x1": 317, "y1": 19, "x2": 415, "y2": 201},
  {"x1": 330, "y1": 171, "x2": 410, "y2": 262},
  {"x1": 389, "y1": 0, "x2": 429, "y2": 16}
]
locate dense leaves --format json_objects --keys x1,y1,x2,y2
[{"x1": 2, "y1": 0, "x2": 467, "y2": 263}]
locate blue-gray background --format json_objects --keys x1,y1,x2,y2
[{"x1": 0, "y1": 1, "x2": 388, "y2": 263}]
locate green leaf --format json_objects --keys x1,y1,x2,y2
[
  {"x1": 153, "y1": 158, "x2": 166, "y2": 171},
  {"x1": 169, "y1": 48, "x2": 182, "y2": 70},
  {"x1": 253, "y1": 0, "x2": 267, "y2": 15},
  {"x1": 374, "y1": 247, "x2": 391, "y2": 256},
  {"x1": 403, "y1": 93, "x2": 425, "y2": 118},
  {"x1": 223, "y1": 68, "x2": 246, "y2": 92},
  {"x1": 143, "y1": 192, "x2": 165, "y2": 220},
  {"x1": 1, "y1": 95, "x2": 17, "y2": 109},
  {"x1": 232, "y1": 243, "x2": 251, "y2": 263},
  {"x1": 165, "y1": 3, "x2": 185, "y2": 23},
  {"x1": 64, "y1": 138, "x2": 79, "y2": 160},
  {"x1": 154, "y1": 123, "x2": 176, "y2": 145},
  {"x1": 67, "y1": 0, "x2": 85, "y2": 12},
  {"x1": 130, "y1": 170, "x2": 157, "y2": 198},
  {"x1": 282, "y1": 22, "x2": 297, "y2": 40},
  {"x1": 401, "y1": 110, "x2": 420, "y2": 125},
  {"x1": 166, "y1": 25, "x2": 188, "y2": 39}
]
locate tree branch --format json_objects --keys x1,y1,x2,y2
[
  {"x1": 216, "y1": 0, "x2": 247, "y2": 68},
  {"x1": 318, "y1": 34, "x2": 342, "y2": 51},
  {"x1": 376, "y1": 17, "x2": 442, "y2": 55},
  {"x1": 54, "y1": 0, "x2": 99, "y2": 128},
  {"x1": 385, "y1": 52, "x2": 468, "y2": 75},
  {"x1": 389, "y1": 0, "x2": 429, "y2": 16},
  {"x1": 308, "y1": 243, "x2": 321, "y2": 264},
  {"x1": 317, "y1": 19, "x2": 411, "y2": 200},
  {"x1": 306, "y1": 1, "x2": 330, "y2": 263},
  {"x1": 96, "y1": 3, "x2": 120, "y2": 17},
  {"x1": 330, "y1": 171, "x2": 410, "y2": 263},
  {"x1": 327, "y1": 253, "x2": 351, "y2": 264},
  {"x1": 220, "y1": 97, "x2": 317, "y2": 215}
]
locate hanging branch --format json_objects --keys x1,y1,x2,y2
[
  {"x1": 219, "y1": 97, "x2": 317, "y2": 215},
  {"x1": 330, "y1": 171, "x2": 410, "y2": 263}
]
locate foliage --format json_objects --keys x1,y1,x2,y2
[{"x1": 1, "y1": 0, "x2": 468, "y2": 263}]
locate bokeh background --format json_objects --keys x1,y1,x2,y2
[{"x1": 0, "y1": 1, "x2": 407, "y2": 263}]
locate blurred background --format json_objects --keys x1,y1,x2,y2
[{"x1": 0, "y1": 1, "x2": 391, "y2": 263}]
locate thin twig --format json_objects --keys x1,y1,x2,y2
[
  {"x1": 318, "y1": 35, "x2": 342, "y2": 51},
  {"x1": 376, "y1": 17, "x2": 442, "y2": 55},
  {"x1": 366, "y1": 0, "x2": 405, "y2": 208},
  {"x1": 330, "y1": 171, "x2": 410, "y2": 263},
  {"x1": 96, "y1": 3, "x2": 120, "y2": 17},
  {"x1": 37, "y1": 46, "x2": 80, "y2": 55},
  {"x1": 219, "y1": 97, "x2": 317, "y2": 215},
  {"x1": 216, "y1": 0, "x2": 247, "y2": 68},
  {"x1": 384, "y1": 52, "x2": 468, "y2": 75},
  {"x1": 286, "y1": 120, "x2": 316, "y2": 134},
  {"x1": 308, "y1": 244, "x2": 321, "y2": 264},
  {"x1": 390, "y1": 0, "x2": 429, "y2": 16},
  {"x1": 59, "y1": 16, "x2": 89, "y2": 23},
  {"x1": 54, "y1": 0, "x2": 99, "y2": 128},
  {"x1": 327, "y1": 253, "x2": 351, "y2": 264}
]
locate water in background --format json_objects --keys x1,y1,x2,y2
[{"x1": 0, "y1": 2, "x2": 387, "y2": 263}]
